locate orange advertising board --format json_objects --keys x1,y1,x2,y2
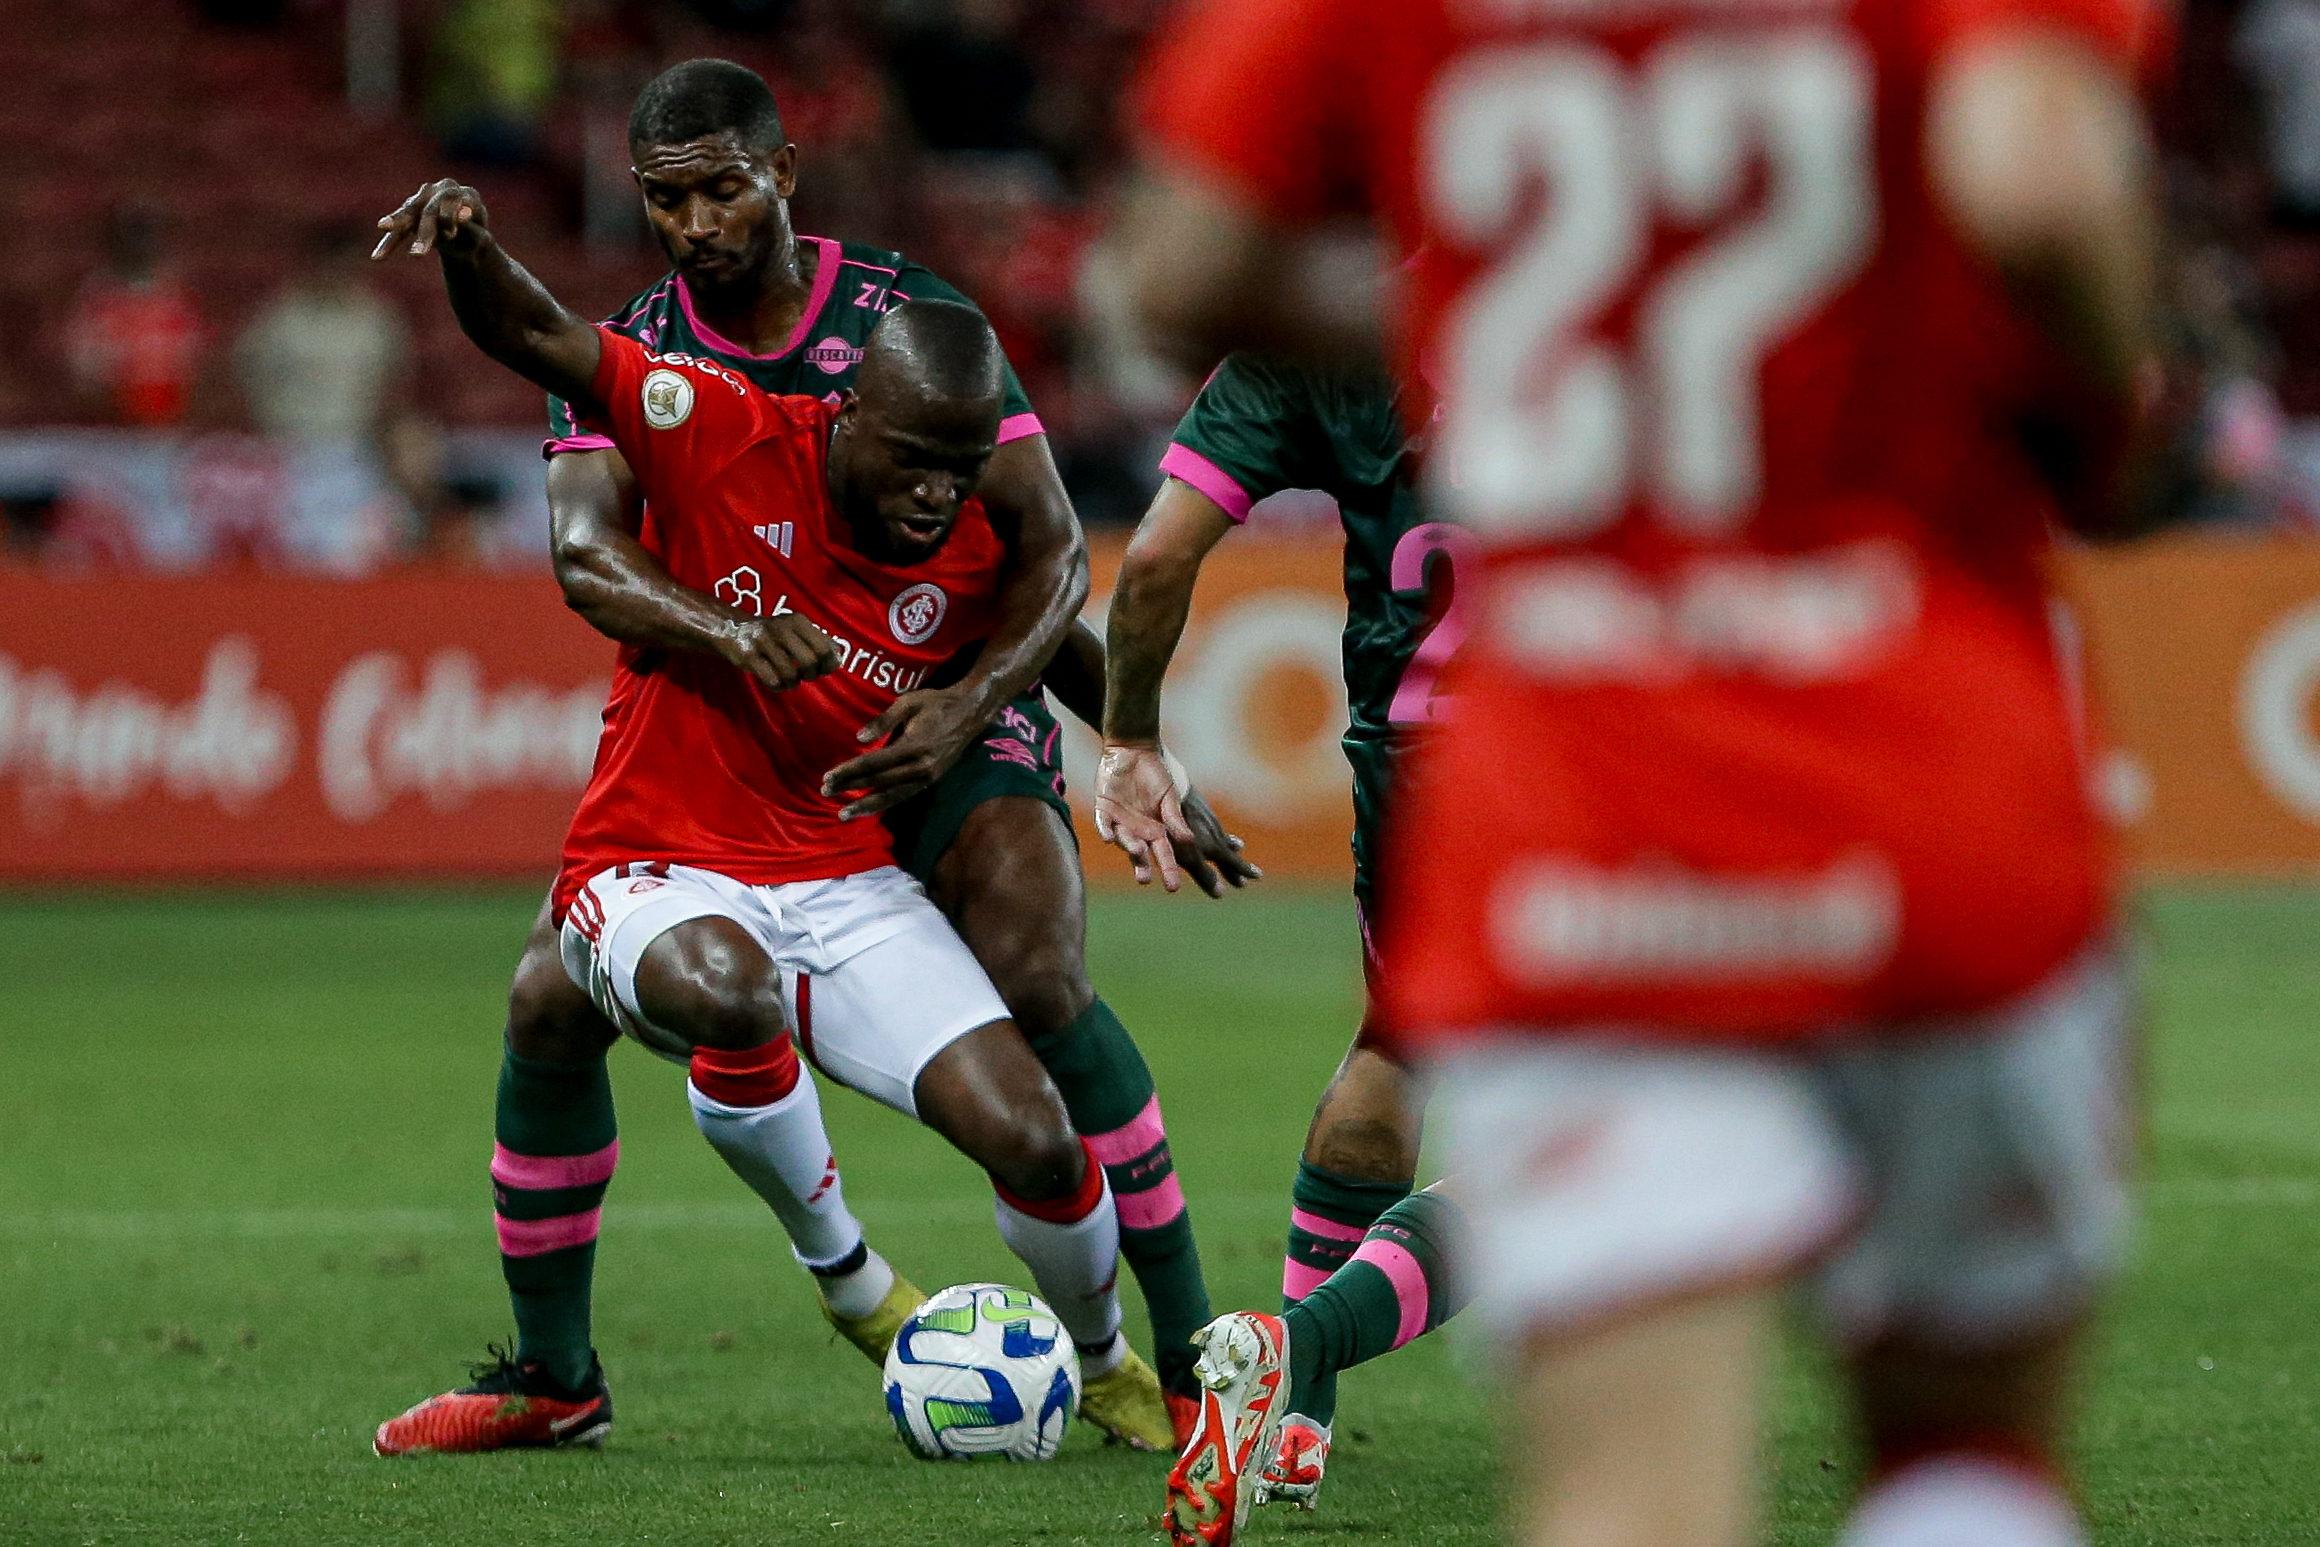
[
  {"x1": 2061, "y1": 537, "x2": 2320, "y2": 876},
  {"x1": 8, "y1": 535, "x2": 2320, "y2": 884}
]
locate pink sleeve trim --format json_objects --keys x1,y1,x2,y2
[
  {"x1": 1160, "y1": 442, "x2": 1254, "y2": 523},
  {"x1": 996, "y1": 412, "x2": 1044, "y2": 445},
  {"x1": 543, "y1": 433, "x2": 617, "y2": 458}
]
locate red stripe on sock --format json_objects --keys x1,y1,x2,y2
[
  {"x1": 994, "y1": 1138, "x2": 1107, "y2": 1224},
  {"x1": 690, "y1": 1035, "x2": 800, "y2": 1108}
]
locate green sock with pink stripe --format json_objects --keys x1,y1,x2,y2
[
  {"x1": 493, "y1": 1050, "x2": 618, "y2": 1392},
  {"x1": 1026, "y1": 999, "x2": 1209, "y2": 1395},
  {"x1": 1283, "y1": 1188, "x2": 1463, "y2": 1421},
  {"x1": 1282, "y1": 1162, "x2": 1411, "y2": 1426}
]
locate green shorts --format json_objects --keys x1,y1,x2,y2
[{"x1": 885, "y1": 691, "x2": 1075, "y2": 885}]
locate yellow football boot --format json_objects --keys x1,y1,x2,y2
[
  {"x1": 821, "y1": 1272, "x2": 927, "y2": 1367},
  {"x1": 1078, "y1": 1345, "x2": 1176, "y2": 1452}
]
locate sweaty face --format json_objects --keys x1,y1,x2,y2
[
  {"x1": 631, "y1": 133, "x2": 790, "y2": 289},
  {"x1": 828, "y1": 392, "x2": 1000, "y2": 566}
]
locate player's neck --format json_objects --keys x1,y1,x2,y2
[{"x1": 688, "y1": 229, "x2": 820, "y2": 355}]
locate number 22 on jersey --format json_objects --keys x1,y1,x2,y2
[{"x1": 1426, "y1": 28, "x2": 1876, "y2": 539}]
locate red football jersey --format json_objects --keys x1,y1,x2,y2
[
  {"x1": 1141, "y1": 0, "x2": 2153, "y2": 1044},
  {"x1": 553, "y1": 328, "x2": 1004, "y2": 916}
]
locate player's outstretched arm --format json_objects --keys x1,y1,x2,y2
[
  {"x1": 373, "y1": 179, "x2": 602, "y2": 413},
  {"x1": 1095, "y1": 477, "x2": 1236, "y2": 891},
  {"x1": 546, "y1": 448, "x2": 841, "y2": 692},
  {"x1": 1927, "y1": 28, "x2": 2159, "y2": 532},
  {"x1": 1046, "y1": 617, "x2": 1260, "y2": 898}
]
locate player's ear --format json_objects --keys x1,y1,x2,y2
[{"x1": 770, "y1": 143, "x2": 799, "y2": 200}]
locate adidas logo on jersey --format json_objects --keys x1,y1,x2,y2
[{"x1": 753, "y1": 522, "x2": 794, "y2": 557}]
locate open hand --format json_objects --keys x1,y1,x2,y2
[
  {"x1": 822, "y1": 686, "x2": 992, "y2": 820},
  {"x1": 1093, "y1": 742, "x2": 1198, "y2": 891},
  {"x1": 718, "y1": 614, "x2": 841, "y2": 693},
  {"x1": 373, "y1": 179, "x2": 492, "y2": 260}
]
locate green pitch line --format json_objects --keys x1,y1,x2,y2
[{"x1": 0, "y1": 886, "x2": 2316, "y2": 1545}]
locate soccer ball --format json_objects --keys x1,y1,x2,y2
[{"x1": 883, "y1": 1282, "x2": 1079, "y2": 1461}]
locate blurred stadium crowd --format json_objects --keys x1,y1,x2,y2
[{"x1": 0, "y1": 0, "x2": 2316, "y2": 571}]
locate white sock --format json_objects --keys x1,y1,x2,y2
[
  {"x1": 688, "y1": 1071, "x2": 867, "y2": 1270},
  {"x1": 808, "y1": 1242, "x2": 899, "y2": 1320},
  {"x1": 993, "y1": 1171, "x2": 1124, "y2": 1364},
  {"x1": 1839, "y1": 1456, "x2": 2084, "y2": 1547}
]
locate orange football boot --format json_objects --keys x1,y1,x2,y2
[
  {"x1": 1165, "y1": 1313, "x2": 1289, "y2": 1546},
  {"x1": 374, "y1": 1348, "x2": 611, "y2": 1457}
]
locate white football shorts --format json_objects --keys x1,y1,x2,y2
[
  {"x1": 559, "y1": 863, "x2": 1010, "y2": 1117},
  {"x1": 1433, "y1": 942, "x2": 2133, "y2": 1351}
]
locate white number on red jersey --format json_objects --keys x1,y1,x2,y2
[{"x1": 1425, "y1": 31, "x2": 1877, "y2": 539}]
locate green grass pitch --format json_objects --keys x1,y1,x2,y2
[{"x1": 2, "y1": 884, "x2": 2317, "y2": 1545}]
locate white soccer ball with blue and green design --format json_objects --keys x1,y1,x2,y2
[{"x1": 882, "y1": 1282, "x2": 1079, "y2": 1461}]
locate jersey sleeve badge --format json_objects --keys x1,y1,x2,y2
[{"x1": 641, "y1": 368, "x2": 695, "y2": 429}]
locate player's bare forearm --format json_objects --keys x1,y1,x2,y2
[
  {"x1": 1928, "y1": 30, "x2": 2158, "y2": 531},
  {"x1": 957, "y1": 433, "x2": 1090, "y2": 716},
  {"x1": 374, "y1": 179, "x2": 601, "y2": 410},
  {"x1": 1103, "y1": 478, "x2": 1235, "y2": 746},
  {"x1": 1040, "y1": 618, "x2": 1108, "y2": 729},
  {"x1": 1116, "y1": 169, "x2": 1382, "y2": 371},
  {"x1": 548, "y1": 449, "x2": 838, "y2": 690}
]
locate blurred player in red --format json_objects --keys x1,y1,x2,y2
[
  {"x1": 365, "y1": 180, "x2": 1144, "y2": 1456},
  {"x1": 1122, "y1": 0, "x2": 2162, "y2": 1543}
]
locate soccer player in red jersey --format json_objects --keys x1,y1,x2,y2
[
  {"x1": 1119, "y1": 0, "x2": 2162, "y2": 1543},
  {"x1": 364, "y1": 180, "x2": 1151, "y2": 1456},
  {"x1": 376, "y1": 61, "x2": 1219, "y2": 1458}
]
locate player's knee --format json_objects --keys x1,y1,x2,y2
[
  {"x1": 506, "y1": 942, "x2": 615, "y2": 1061},
  {"x1": 633, "y1": 921, "x2": 786, "y2": 1053},
  {"x1": 987, "y1": 954, "x2": 1093, "y2": 1045},
  {"x1": 986, "y1": 1111, "x2": 1086, "y2": 1203}
]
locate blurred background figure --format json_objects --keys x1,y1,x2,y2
[
  {"x1": 236, "y1": 224, "x2": 412, "y2": 445},
  {"x1": 62, "y1": 207, "x2": 204, "y2": 429}
]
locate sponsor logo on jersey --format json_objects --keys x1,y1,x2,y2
[
  {"x1": 889, "y1": 583, "x2": 947, "y2": 645},
  {"x1": 753, "y1": 521, "x2": 795, "y2": 557},
  {"x1": 641, "y1": 369, "x2": 694, "y2": 428},
  {"x1": 807, "y1": 336, "x2": 866, "y2": 376},
  {"x1": 715, "y1": 566, "x2": 763, "y2": 615}
]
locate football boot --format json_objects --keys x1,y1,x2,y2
[
  {"x1": 1165, "y1": 1313, "x2": 1290, "y2": 1546},
  {"x1": 373, "y1": 1347, "x2": 611, "y2": 1456},
  {"x1": 1079, "y1": 1345, "x2": 1176, "y2": 1451},
  {"x1": 820, "y1": 1271, "x2": 927, "y2": 1367},
  {"x1": 1255, "y1": 1415, "x2": 1330, "y2": 1509}
]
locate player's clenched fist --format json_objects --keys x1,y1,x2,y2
[
  {"x1": 718, "y1": 613, "x2": 841, "y2": 692},
  {"x1": 372, "y1": 179, "x2": 493, "y2": 260}
]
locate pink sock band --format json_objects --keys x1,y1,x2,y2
[
  {"x1": 1351, "y1": 1238, "x2": 1430, "y2": 1350},
  {"x1": 496, "y1": 1208, "x2": 603, "y2": 1258},
  {"x1": 1289, "y1": 1206, "x2": 1366, "y2": 1244},
  {"x1": 491, "y1": 1140, "x2": 619, "y2": 1191},
  {"x1": 1281, "y1": 1259, "x2": 1330, "y2": 1301},
  {"x1": 1114, "y1": 1173, "x2": 1187, "y2": 1230},
  {"x1": 1085, "y1": 1096, "x2": 1170, "y2": 1166}
]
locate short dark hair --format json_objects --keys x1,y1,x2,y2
[
  {"x1": 864, "y1": 300, "x2": 1004, "y2": 405},
  {"x1": 628, "y1": 59, "x2": 785, "y2": 152}
]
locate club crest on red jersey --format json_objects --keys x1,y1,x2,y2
[{"x1": 889, "y1": 582, "x2": 947, "y2": 645}]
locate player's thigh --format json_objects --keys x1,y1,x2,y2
[
  {"x1": 1431, "y1": 1038, "x2": 1855, "y2": 1346},
  {"x1": 559, "y1": 865, "x2": 779, "y2": 1059},
  {"x1": 926, "y1": 796, "x2": 1092, "y2": 1040},
  {"x1": 507, "y1": 886, "x2": 618, "y2": 1061},
  {"x1": 1809, "y1": 940, "x2": 2135, "y2": 1353},
  {"x1": 1514, "y1": 1289, "x2": 1771, "y2": 1547},
  {"x1": 784, "y1": 870, "x2": 1019, "y2": 1120}
]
